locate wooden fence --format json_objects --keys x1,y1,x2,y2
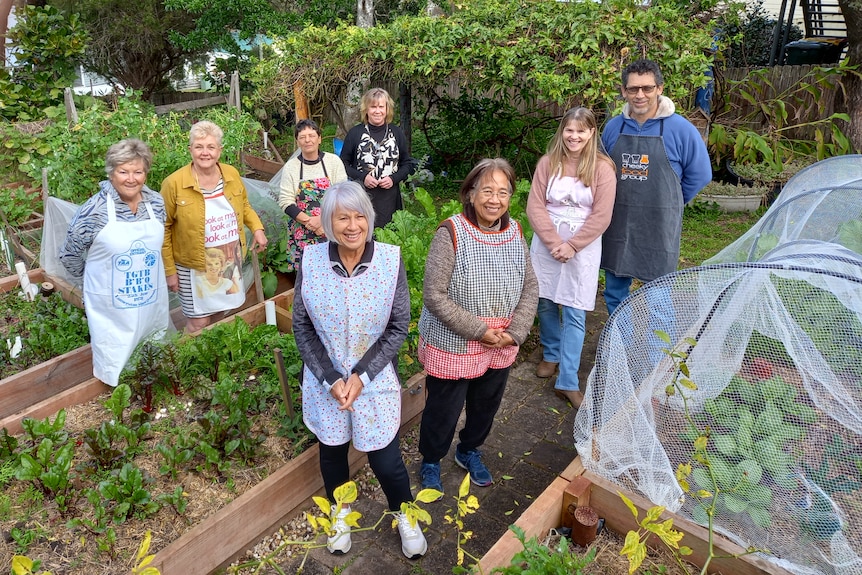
[{"x1": 711, "y1": 65, "x2": 842, "y2": 139}]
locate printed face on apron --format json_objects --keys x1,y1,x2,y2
[{"x1": 191, "y1": 192, "x2": 245, "y2": 315}]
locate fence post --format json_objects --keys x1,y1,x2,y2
[
  {"x1": 228, "y1": 71, "x2": 241, "y2": 111},
  {"x1": 64, "y1": 87, "x2": 78, "y2": 126}
]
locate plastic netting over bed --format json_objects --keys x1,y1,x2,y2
[
  {"x1": 575, "y1": 255, "x2": 862, "y2": 574},
  {"x1": 706, "y1": 155, "x2": 862, "y2": 264}
]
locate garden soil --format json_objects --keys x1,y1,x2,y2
[{"x1": 1, "y1": 290, "x2": 695, "y2": 575}]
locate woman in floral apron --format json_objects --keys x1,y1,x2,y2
[{"x1": 278, "y1": 119, "x2": 347, "y2": 272}]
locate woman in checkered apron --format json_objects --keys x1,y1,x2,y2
[{"x1": 416, "y1": 158, "x2": 538, "y2": 496}]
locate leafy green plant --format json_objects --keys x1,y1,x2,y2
[
  {"x1": 491, "y1": 524, "x2": 597, "y2": 574},
  {"x1": 709, "y1": 62, "x2": 858, "y2": 172},
  {"x1": 157, "y1": 485, "x2": 189, "y2": 516},
  {"x1": 14, "y1": 437, "x2": 75, "y2": 512},
  {"x1": 19, "y1": 411, "x2": 69, "y2": 451},
  {"x1": 0, "y1": 185, "x2": 41, "y2": 226},
  {"x1": 97, "y1": 463, "x2": 160, "y2": 523},
  {"x1": 103, "y1": 384, "x2": 133, "y2": 426},
  {"x1": 156, "y1": 436, "x2": 196, "y2": 479},
  {"x1": 0, "y1": 5, "x2": 88, "y2": 122}
]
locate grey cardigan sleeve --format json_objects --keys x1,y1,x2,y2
[
  {"x1": 422, "y1": 225, "x2": 499, "y2": 341},
  {"x1": 292, "y1": 267, "x2": 346, "y2": 390},
  {"x1": 422, "y1": 223, "x2": 538, "y2": 346},
  {"x1": 351, "y1": 257, "x2": 410, "y2": 381}
]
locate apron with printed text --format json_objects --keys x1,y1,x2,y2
[
  {"x1": 83, "y1": 195, "x2": 168, "y2": 386},
  {"x1": 530, "y1": 175, "x2": 601, "y2": 310},
  {"x1": 300, "y1": 242, "x2": 402, "y2": 452},
  {"x1": 601, "y1": 121, "x2": 683, "y2": 282},
  {"x1": 191, "y1": 191, "x2": 245, "y2": 315}
]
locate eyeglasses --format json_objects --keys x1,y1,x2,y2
[
  {"x1": 624, "y1": 85, "x2": 658, "y2": 96},
  {"x1": 476, "y1": 189, "x2": 511, "y2": 200}
]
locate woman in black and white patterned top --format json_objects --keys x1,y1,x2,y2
[{"x1": 339, "y1": 87, "x2": 415, "y2": 228}]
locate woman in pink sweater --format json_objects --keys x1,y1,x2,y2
[{"x1": 526, "y1": 107, "x2": 617, "y2": 407}]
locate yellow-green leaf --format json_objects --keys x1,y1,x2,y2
[
  {"x1": 619, "y1": 492, "x2": 639, "y2": 520},
  {"x1": 416, "y1": 488, "x2": 444, "y2": 503},
  {"x1": 334, "y1": 481, "x2": 358, "y2": 504},
  {"x1": 136, "y1": 531, "x2": 153, "y2": 563},
  {"x1": 313, "y1": 496, "x2": 331, "y2": 514},
  {"x1": 459, "y1": 472, "x2": 471, "y2": 498}
]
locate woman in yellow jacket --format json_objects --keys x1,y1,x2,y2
[{"x1": 161, "y1": 120, "x2": 267, "y2": 333}]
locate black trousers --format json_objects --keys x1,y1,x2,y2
[
  {"x1": 318, "y1": 434, "x2": 413, "y2": 511},
  {"x1": 418, "y1": 367, "x2": 510, "y2": 464}
]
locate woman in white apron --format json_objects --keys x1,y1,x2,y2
[
  {"x1": 59, "y1": 139, "x2": 169, "y2": 386},
  {"x1": 292, "y1": 181, "x2": 427, "y2": 560},
  {"x1": 526, "y1": 108, "x2": 617, "y2": 407},
  {"x1": 160, "y1": 121, "x2": 268, "y2": 333}
]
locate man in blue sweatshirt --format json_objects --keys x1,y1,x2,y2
[{"x1": 601, "y1": 59, "x2": 712, "y2": 316}]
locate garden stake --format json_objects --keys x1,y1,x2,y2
[
  {"x1": 250, "y1": 248, "x2": 264, "y2": 304},
  {"x1": 273, "y1": 348, "x2": 295, "y2": 418}
]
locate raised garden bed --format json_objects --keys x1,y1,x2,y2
[
  {"x1": 2, "y1": 281, "x2": 428, "y2": 575},
  {"x1": 479, "y1": 456, "x2": 794, "y2": 575},
  {"x1": 0, "y1": 277, "x2": 293, "y2": 435}
]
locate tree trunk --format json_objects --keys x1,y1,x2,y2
[
  {"x1": 0, "y1": 0, "x2": 14, "y2": 63},
  {"x1": 340, "y1": 0, "x2": 374, "y2": 136},
  {"x1": 838, "y1": 0, "x2": 862, "y2": 152}
]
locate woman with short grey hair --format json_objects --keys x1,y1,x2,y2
[
  {"x1": 60, "y1": 138, "x2": 169, "y2": 387},
  {"x1": 292, "y1": 180, "x2": 426, "y2": 560}
]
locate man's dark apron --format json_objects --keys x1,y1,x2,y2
[{"x1": 601, "y1": 120, "x2": 683, "y2": 283}]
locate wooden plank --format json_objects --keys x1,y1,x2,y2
[
  {"x1": 478, "y1": 476, "x2": 570, "y2": 573},
  {"x1": 0, "y1": 344, "x2": 94, "y2": 420},
  {"x1": 559, "y1": 456, "x2": 585, "y2": 481},
  {"x1": 0, "y1": 378, "x2": 107, "y2": 435},
  {"x1": 583, "y1": 469, "x2": 795, "y2": 575},
  {"x1": 154, "y1": 95, "x2": 227, "y2": 115},
  {"x1": 152, "y1": 371, "x2": 427, "y2": 574},
  {"x1": 0, "y1": 268, "x2": 43, "y2": 293}
]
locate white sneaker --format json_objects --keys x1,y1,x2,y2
[
  {"x1": 395, "y1": 512, "x2": 427, "y2": 559},
  {"x1": 327, "y1": 504, "x2": 352, "y2": 554}
]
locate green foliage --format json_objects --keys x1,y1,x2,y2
[
  {"x1": 251, "y1": 0, "x2": 714, "y2": 117},
  {"x1": 0, "y1": 5, "x2": 88, "y2": 121},
  {"x1": 14, "y1": 437, "x2": 75, "y2": 512},
  {"x1": 103, "y1": 384, "x2": 133, "y2": 425},
  {"x1": 156, "y1": 436, "x2": 196, "y2": 479},
  {"x1": 97, "y1": 463, "x2": 160, "y2": 523},
  {"x1": 492, "y1": 525, "x2": 597, "y2": 574},
  {"x1": 0, "y1": 185, "x2": 42, "y2": 227},
  {"x1": 709, "y1": 62, "x2": 858, "y2": 171},
  {"x1": 156, "y1": 485, "x2": 188, "y2": 516},
  {"x1": 0, "y1": 292, "x2": 90, "y2": 380},
  {"x1": 5, "y1": 97, "x2": 260, "y2": 205},
  {"x1": 52, "y1": 0, "x2": 202, "y2": 98},
  {"x1": 417, "y1": 94, "x2": 557, "y2": 180}
]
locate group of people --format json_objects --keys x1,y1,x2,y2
[{"x1": 57, "y1": 59, "x2": 711, "y2": 562}]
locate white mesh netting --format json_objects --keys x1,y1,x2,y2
[
  {"x1": 575, "y1": 156, "x2": 862, "y2": 575},
  {"x1": 705, "y1": 155, "x2": 862, "y2": 264}
]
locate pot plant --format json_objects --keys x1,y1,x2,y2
[{"x1": 696, "y1": 181, "x2": 769, "y2": 212}]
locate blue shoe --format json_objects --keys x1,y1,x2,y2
[
  {"x1": 454, "y1": 449, "x2": 493, "y2": 487},
  {"x1": 420, "y1": 462, "x2": 444, "y2": 501}
]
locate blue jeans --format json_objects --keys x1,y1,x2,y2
[
  {"x1": 537, "y1": 298, "x2": 585, "y2": 392},
  {"x1": 603, "y1": 271, "x2": 633, "y2": 317}
]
